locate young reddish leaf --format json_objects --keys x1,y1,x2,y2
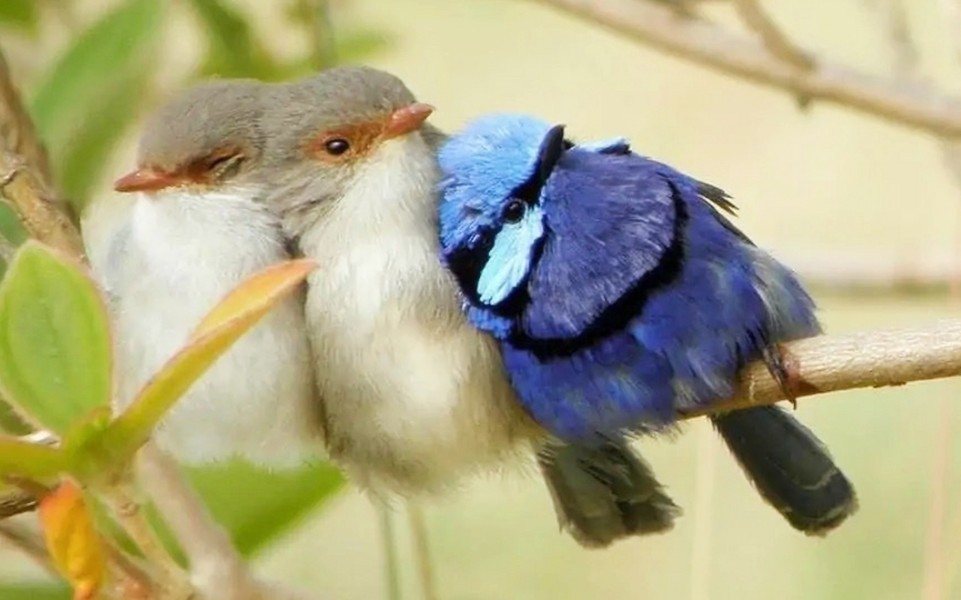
[
  {"x1": 38, "y1": 481, "x2": 107, "y2": 600},
  {"x1": 103, "y1": 259, "x2": 316, "y2": 458},
  {"x1": 191, "y1": 258, "x2": 314, "y2": 337}
]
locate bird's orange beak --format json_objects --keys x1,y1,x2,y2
[
  {"x1": 113, "y1": 168, "x2": 181, "y2": 193},
  {"x1": 382, "y1": 103, "x2": 434, "y2": 140}
]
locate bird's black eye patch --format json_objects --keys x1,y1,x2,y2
[
  {"x1": 324, "y1": 138, "x2": 351, "y2": 156},
  {"x1": 502, "y1": 199, "x2": 526, "y2": 223}
]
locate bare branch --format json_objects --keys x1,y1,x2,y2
[
  {"x1": 527, "y1": 0, "x2": 961, "y2": 138},
  {"x1": 0, "y1": 520, "x2": 56, "y2": 576},
  {"x1": 731, "y1": 0, "x2": 813, "y2": 69},
  {"x1": 683, "y1": 319, "x2": 961, "y2": 418},
  {"x1": 408, "y1": 503, "x2": 438, "y2": 600},
  {"x1": 0, "y1": 49, "x2": 85, "y2": 258},
  {"x1": 787, "y1": 253, "x2": 961, "y2": 296},
  {"x1": 136, "y1": 445, "x2": 252, "y2": 599},
  {"x1": 136, "y1": 445, "x2": 331, "y2": 600},
  {"x1": 0, "y1": 52, "x2": 54, "y2": 189},
  {"x1": 101, "y1": 477, "x2": 195, "y2": 599},
  {"x1": 0, "y1": 490, "x2": 37, "y2": 519}
]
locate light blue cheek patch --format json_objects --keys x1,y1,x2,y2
[{"x1": 477, "y1": 203, "x2": 545, "y2": 305}]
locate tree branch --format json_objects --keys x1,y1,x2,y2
[
  {"x1": 527, "y1": 0, "x2": 961, "y2": 138},
  {"x1": 731, "y1": 0, "x2": 813, "y2": 69},
  {"x1": 0, "y1": 54, "x2": 84, "y2": 258},
  {"x1": 136, "y1": 445, "x2": 253, "y2": 600},
  {"x1": 787, "y1": 253, "x2": 961, "y2": 296},
  {"x1": 0, "y1": 52, "x2": 54, "y2": 190},
  {"x1": 683, "y1": 318, "x2": 961, "y2": 418},
  {"x1": 0, "y1": 520, "x2": 56, "y2": 576}
]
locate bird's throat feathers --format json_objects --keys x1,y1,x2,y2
[{"x1": 276, "y1": 135, "x2": 439, "y2": 243}]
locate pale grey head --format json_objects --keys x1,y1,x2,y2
[
  {"x1": 258, "y1": 65, "x2": 445, "y2": 236},
  {"x1": 114, "y1": 79, "x2": 269, "y2": 195}
]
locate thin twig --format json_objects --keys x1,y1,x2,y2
[
  {"x1": 408, "y1": 502, "x2": 437, "y2": 600},
  {"x1": 0, "y1": 52, "x2": 80, "y2": 246},
  {"x1": 0, "y1": 520, "x2": 57, "y2": 576},
  {"x1": 787, "y1": 254, "x2": 961, "y2": 296},
  {"x1": 378, "y1": 501, "x2": 402, "y2": 600},
  {"x1": 101, "y1": 477, "x2": 194, "y2": 599},
  {"x1": 0, "y1": 490, "x2": 37, "y2": 519},
  {"x1": 135, "y1": 445, "x2": 251, "y2": 599},
  {"x1": 528, "y1": 0, "x2": 961, "y2": 137},
  {"x1": 731, "y1": 0, "x2": 813, "y2": 69},
  {"x1": 0, "y1": 51, "x2": 54, "y2": 190},
  {"x1": 683, "y1": 318, "x2": 961, "y2": 418}
]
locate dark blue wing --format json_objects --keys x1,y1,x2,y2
[{"x1": 501, "y1": 155, "x2": 820, "y2": 442}]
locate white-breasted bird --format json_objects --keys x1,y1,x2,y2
[
  {"x1": 88, "y1": 80, "x2": 324, "y2": 467},
  {"x1": 257, "y1": 67, "x2": 678, "y2": 545}
]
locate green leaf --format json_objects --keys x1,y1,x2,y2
[
  {"x1": 0, "y1": 436, "x2": 68, "y2": 478},
  {"x1": 187, "y1": 0, "x2": 278, "y2": 80},
  {"x1": 0, "y1": 201, "x2": 29, "y2": 247},
  {"x1": 103, "y1": 260, "x2": 316, "y2": 459},
  {"x1": 0, "y1": 584, "x2": 70, "y2": 600},
  {"x1": 184, "y1": 460, "x2": 344, "y2": 556},
  {"x1": 29, "y1": 0, "x2": 165, "y2": 207},
  {"x1": 0, "y1": 0, "x2": 38, "y2": 31},
  {"x1": 0, "y1": 242, "x2": 112, "y2": 435}
]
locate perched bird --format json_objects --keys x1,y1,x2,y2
[
  {"x1": 88, "y1": 81, "x2": 323, "y2": 466},
  {"x1": 259, "y1": 66, "x2": 678, "y2": 545},
  {"x1": 436, "y1": 113, "x2": 858, "y2": 534}
]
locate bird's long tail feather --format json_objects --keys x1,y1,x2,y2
[
  {"x1": 537, "y1": 438, "x2": 680, "y2": 548},
  {"x1": 711, "y1": 405, "x2": 858, "y2": 534}
]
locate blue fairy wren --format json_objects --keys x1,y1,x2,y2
[
  {"x1": 258, "y1": 67, "x2": 678, "y2": 546},
  {"x1": 436, "y1": 113, "x2": 858, "y2": 534},
  {"x1": 88, "y1": 81, "x2": 324, "y2": 467}
]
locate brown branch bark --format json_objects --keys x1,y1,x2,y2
[
  {"x1": 0, "y1": 521, "x2": 57, "y2": 576},
  {"x1": 731, "y1": 0, "x2": 813, "y2": 69},
  {"x1": 0, "y1": 49, "x2": 84, "y2": 258},
  {"x1": 528, "y1": 0, "x2": 961, "y2": 138},
  {"x1": 683, "y1": 318, "x2": 961, "y2": 417},
  {"x1": 0, "y1": 52, "x2": 53, "y2": 187},
  {"x1": 787, "y1": 254, "x2": 961, "y2": 295}
]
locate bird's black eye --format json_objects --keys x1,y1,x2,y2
[
  {"x1": 324, "y1": 138, "x2": 351, "y2": 156},
  {"x1": 502, "y1": 200, "x2": 526, "y2": 224}
]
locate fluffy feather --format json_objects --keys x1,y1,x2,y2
[
  {"x1": 96, "y1": 188, "x2": 322, "y2": 465},
  {"x1": 438, "y1": 113, "x2": 857, "y2": 534}
]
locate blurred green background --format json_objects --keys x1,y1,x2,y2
[{"x1": 1, "y1": 0, "x2": 959, "y2": 599}]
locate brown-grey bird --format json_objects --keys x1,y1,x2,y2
[
  {"x1": 256, "y1": 66, "x2": 679, "y2": 546},
  {"x1": 88, "y1": 80, "x2": 324, "y2": 467}
]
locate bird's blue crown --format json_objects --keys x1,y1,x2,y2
[{"x1": 437, "y1": 113, "x2": 559, "y2": 252}]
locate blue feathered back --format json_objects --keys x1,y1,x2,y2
[{"x1": 438, "y1": 114, "x2": 820, "y2": 441}]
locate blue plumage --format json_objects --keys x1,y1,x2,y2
[
  {"x1": 438, "y1": 113, "x2": 817, "y2": 441},
  {"x1": 438, "y1": 113, "x2": 857, "y2": 535}
]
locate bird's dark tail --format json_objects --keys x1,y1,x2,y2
[
  {"x1": 537, "y1": 438, "x2": 680, "y2": 548},
  {"x1": 711, "y1": 405, "x2": 857, "y2": 534}
]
